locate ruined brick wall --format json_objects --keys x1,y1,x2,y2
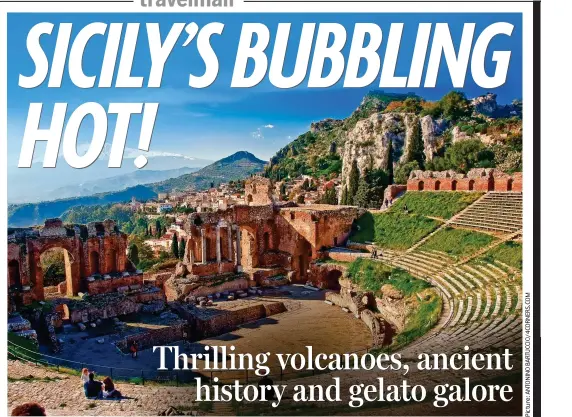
[
  {"x1": 244, "y1": 177, "x2": 274, "y2": 205},
  {"x1": 407, "y1": 169, "x2": 522, "y2": 192},
  {"x1": 193, "y1": 302, "x2": 286, "y2": 338},
  {"x1": 86, "y1": 275, "x2": 144, "y2": 295},
  {"x1": 116, "y1": 322, "x2": 189, "y2": 352},
  {"x1": 8, "y1": 218, "x2": 131, "y2": 304}
]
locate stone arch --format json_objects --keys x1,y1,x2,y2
[
  {"x1": 451, "y1": 180, "x2": 457, "y2": 191},
  {"x1": 468, "y1": 179, "x2": 475, "y2": 191},
  {"x1": 418, "y1": 181, "x2": 424, "y2": 191},
  {"x1": 434, "y1": 180, "x2": 441, "y2": 191},
  {"x1": 9, "y1": 260, "x2": 21, "y2": 288},
  {"x1": 89, "y1": 251, "x2": 100, "y2": 275},
  {"x1": 37, "y1": 244, "x2": 78, "y2": 298},
  {"x1": 507, "y1": 178, "x2": 513, "y2": 192},
  {"x1": 247, "y1": 195, "x2": 253, "y2": 204}
]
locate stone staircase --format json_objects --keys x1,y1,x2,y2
[
  {"x1": 385, "y1": 247, "x2": 522, "y2": 358},
  {"x1": 449, "y1": 192, "x2": 522, "y2": 233}
]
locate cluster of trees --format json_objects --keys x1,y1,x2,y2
[
  {"x1": 170, "y1": 233, "x2": 186, "y2": 260},
  {"x1": 340, "y1": 161, "x2": 390, "y2": 208}
]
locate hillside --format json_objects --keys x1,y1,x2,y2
[
  {"x1": 51, "y1": 166, "x2": 199, "y2": 199},
  {"x1": 264, "y1": 91, "x2": 522, "y2": 200},
  {"x1": 153, "y1": 151, "x2": 266, "y2": 193},
  {"x1": 8, "y1": 151, "x2": 266, "y2": 227}
]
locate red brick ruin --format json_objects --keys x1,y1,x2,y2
[
  {"x1": 407, "y1": 168, "x2": 522, "y2": 192},
  {"x1": 182, "y1": 202, "x2": 362, "y2": 284},
  {"x1": 8, "y1": 218, "x2": 134, "y2": 308}
]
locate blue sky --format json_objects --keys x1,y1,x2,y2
[{"x1": 7, "y1": 13, "x2": 523, "y2": 166}]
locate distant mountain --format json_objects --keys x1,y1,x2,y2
[
  {"x1": 8, "y1": 154, "x2": 212, "y2": 204},
  {"x1": 8, "y1": 151, "x2": 267, "y2": 227},
  {"x1": 52, "y1": 166, "x2": 200, "y2": 199},
  {"x1": 153, "y1": 151, "x2": 267, "y2": 193}
]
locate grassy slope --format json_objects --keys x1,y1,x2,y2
[
  {"x1": 478, "y1": 240, "x2": 522, "y2": 270},
  {"x1": 419, "y1": 227, "x2": 496, "y2": 259},
  {"x1": 391, "y1": 191, "x2": 483, "y2": 219},
  {"x1": 351, "y1": 192, "x2": 483, "y2": 250}
]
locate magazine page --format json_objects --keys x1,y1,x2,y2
[{"x1": 2, "y1": 1, "x2": 539, "y2": 416}]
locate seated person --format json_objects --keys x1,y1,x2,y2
[
  {"x1": 84, "y1": 372, "x2": 103, "y2": 399},
  {"x1": 102, "y1": 376, "x2": 122, "y2": 399}
]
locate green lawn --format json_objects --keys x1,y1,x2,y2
[
  {"x1": 351, "y1": 212, "x2": 440, "y2": 250},
  {"x1": 478, "y1": 240, "x2": 522, "y2": 270},
  {"x1": 390, "y1": 191, "x2": 483, "y2": 219},
  {"x1": 418, "y1": 227, "x2": 496, "y2": 259},
  {"x1": 350, "y1": 192, "x2": 484, "y2": 251}
]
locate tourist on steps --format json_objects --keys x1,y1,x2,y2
[
  {"x1": 80, "y1": 368, "x2": 90, "y2": 385},
  {"x1": 102, "y1": 376, "x2": 122, "y2": 399},
  {"x1": 84, "y1": 372, "x2": 103, "y2": 399}
]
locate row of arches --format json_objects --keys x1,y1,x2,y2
[{"x1": 414, "y1": 178, "x2": 514, "y2": 192}]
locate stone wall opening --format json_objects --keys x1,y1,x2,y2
[
  {"x1": 9, "y1": 260, "x2": 21, "y2": 288},
  {"x1": 40, "y1": 248, "x2": 72, "y2": 288},
  {"x1": 468, "y1": 179, "x2": 475, "y2": 191},
  {"x1": 106, "y1": 249, "x2": 118, "y2": 273},
  {"x1": 263, "y1": 232, "x2": 270, "y2": 253},
  {"x1": 89, "y1": 251, "x2": 100, "y2": 275},
  {"x1": 507, "y1": 179, "x2": 513, "y2": 192},
  {"x1": 451, "y1": 180, "x2": 457, "y2": 191},
  {"x1": 324, "y1": 270, "x2": 342, "y2": 291},
  {"x1": 434, "y1": 180, "x2": 441, "y2": 191},
  {"x1": 418, "y1": 181, "x2": 424, "y2": 191}
]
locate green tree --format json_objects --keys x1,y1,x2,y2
[
  {"x1": 445, "y1": 139, "x2": 495, "y2": 173},
  {"x1": 348, "y1": 160, "x2": 360, "y2": 205},
  {"x1": 155, "y1": 220, "x2": 161, "y2": 238},
  {"x1": 171, "y1": 234, "x2": 179, "y2": 259},
  {"x1": 394, "y1": 161, "x2": 420, "y2": 185},
  {"x1": 320, "y1": 188, "x2": 338, "y2": 205},
  {"x1": 439, "y1": 91, "x2": 471, "y2": 122},
  {"x1": 178, "y1": 239, "x2": 186, "y2": 260},
  {"x1": 128, "y1": 243, "x2": 140, "y2": 266},
  {"x1": 353, "y1": 177, "x2": 370, "y2": 208},
  {"x1": 341, "y1": 186, "x2": 348, "y2": 205},
  {"x1": 402, "y1": 97, "x2": 423, "y2": 114}
]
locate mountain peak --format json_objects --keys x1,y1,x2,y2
[{"x1": 218, "y1": 151, "x2": 267, "y2": 165}]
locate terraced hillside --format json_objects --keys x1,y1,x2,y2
[{"x1": 349, "y1": 190, "x2": 523, "y2": 357}]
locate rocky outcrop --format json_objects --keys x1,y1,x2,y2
[
  {"x1": 472, "y1": 93, "x2": 522, "y2": 118},
  {"x1": 341, "y1": 113, "x2": 448, "y2": 187},
  {"x1": 310, "y1": 118, "x2": 343, "y2": 133}
]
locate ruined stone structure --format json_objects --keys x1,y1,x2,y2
[
  {"x1": 244, "y1": 176, "x2": 275, "y2": 206},
  {"x1": 407, "y1": 168, "x2": 522, "y2": 192},
  {"x1": 180, "y1": 203, "x2": 362, "y2": 285},
  {"x1": 8, "y1": 218, "x2": 134, "y2": 307}
]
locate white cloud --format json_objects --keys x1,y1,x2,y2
[{"x1": 264, "y1": 124, "x2": 275, "y2": 129}]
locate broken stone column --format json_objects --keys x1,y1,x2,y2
[
  {"x1": 235, "y1": 226, "x2": 242, "y2": 266},
  {"x1": 227, "y1": 225, "x2": 233, "y2": 262},
  {"x1": 216, "y1": 226, "x2": 222, "y2": 263},
  {"x1": 201, "y1": 229, "x2": 207, "y2": 264}
]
